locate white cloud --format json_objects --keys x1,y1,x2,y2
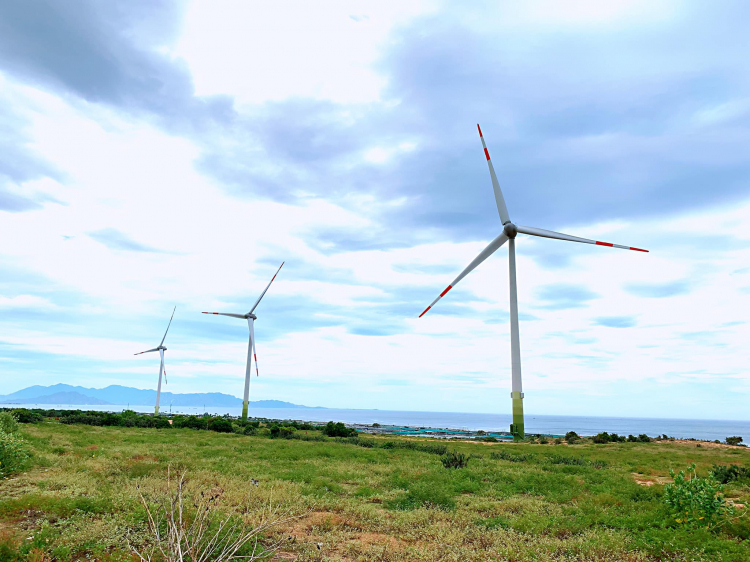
[{"x1": 174, "y1": 0, "x2": 436, "y2": 105}]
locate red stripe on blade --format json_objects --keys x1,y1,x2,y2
[
  {"x1": 440, "y1": 285, "x2": 453, "y2": 297},
  {"x1": 595, "y1": 241, "x2": 613, "y2": 247},
  {"x1": 630, "y1": 247, "x2": 649, "y2": 252},
  {"x1": 484, "y1": 148, "x2": 490, "y2": 160},
  {"x1": 477, "y1": 124, "x2": 483, "y2": 137},
  {"x1": 419, "y1": 306, "x2": 431, "y2": 318}
]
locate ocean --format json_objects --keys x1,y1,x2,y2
[{"x1": 2, "y1": 403, "x2": 748, "y2": 441}]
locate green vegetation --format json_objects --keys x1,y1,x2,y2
[
  {"x1": 0, "y1": 411, "x2": 748, "y2": 561},
  {"x1": 440, "y1": 450, "x2": 469, "y2": 469},
  {"x1": 0, "y1": 412, "x2": 29, "y2": 478},
  {"x1": 664, "y1": 463, "x2": 735, "y2": 529},
  {"x1": 711, "y1": 463, "x2": 750, "y2": 484}
]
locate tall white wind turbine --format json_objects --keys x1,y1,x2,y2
[
  {"x1": 134, "y1": 306, "x2": 176, "y2": 415},
  {"x1": 419, "y1": 125, "x2": 648, "y2": 438},
  {"x1": 202, "y1": 262, "x2": 284, "y2": 422}
]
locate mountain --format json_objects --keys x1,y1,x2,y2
[
  {"x1": 0, "y1": 384, "x2": 320, "y2": 409},
  {"x1": 2, "y1": 391, "x2": 110, "y2": 405}
]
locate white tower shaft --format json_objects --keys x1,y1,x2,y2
[{"x1": 156, "y1": 349, "x2": 164, "y2": 415}]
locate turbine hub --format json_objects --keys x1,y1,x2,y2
[
  {"x1": 503, "y1": 222, "x2": 518, "y2": 239},
  {"x1": 248, "y1": 313, "x2": 257, "y2": 320}
]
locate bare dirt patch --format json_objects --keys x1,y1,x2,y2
[{"x1": 632, "y1": 473, "x2": 672, "y2": 487}]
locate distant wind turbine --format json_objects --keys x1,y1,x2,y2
[
  {"x1": 419, "y1": 125, "x2": 648, "y2": 438},
  {"x1": 203, "y1": 262, "x2": 284, "y2": 422},
  {"x1": 134, "y1": 306, "x2": 176, "y2": 415}
]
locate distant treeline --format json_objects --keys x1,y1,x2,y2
[{"x1": 1, "y1": 407, "x2": 335, "y2": 436}]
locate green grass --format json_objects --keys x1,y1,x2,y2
[{"x1": 0, "y1": 423, "x2": 748, "y2": 561}]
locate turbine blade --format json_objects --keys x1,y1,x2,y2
[
  {"x1": 478, "y1": 124, "x2": 511, "y2": 225},
  {"x1": 250, "y1": 320, "x2": 258, "y2": 376},
  {"x1": 134, "y1": 347, "x2": 159, "y2": 355},
  {"x1": 159, "y1": 306, "x2": 176, "y2": 347},
  {"x1": 161, "y1": 355, "x2": 167, "y2": 384},
  {"x1": 249, "y1": 262, "x2": 284, "y2": 315},
  {"x1": 517, "y1": 225, "x2": 648, "y2": 252},
  {"x1": 202, "y1": 312, "x2": 247, "y2": 319},
  {"x1": 419, "y1": 231, "x2": 509, "y2": 317}
]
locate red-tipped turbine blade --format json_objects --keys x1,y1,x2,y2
[
  {"x1": 419, "y1": 231, "x2": 509, "y2": 317},
  {"x1": 517, "y1": 225, "x2": 648, "y2": 252}
]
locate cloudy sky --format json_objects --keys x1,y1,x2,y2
[{"x1": 1, "y1": 0, "x2": 748, "y2": 420}]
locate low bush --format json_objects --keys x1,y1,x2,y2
[
  {"x1": 490, "y1": 450, "x2": 532, "y2": 463},
  {"x1": 664, "y1": 463, "x2": 734, "y2": 529},
  {"x1": 564, "y1": 431, "x2": 579, "y2": 443},
  {"x1": 0, "y1": 409, "x2": 43, "y2": 424},
  {"x1": 322, "y1": 421, "x2": 357, "y2": 438},
  {"x1": 440, "y1": 451, "x2": 470, "y2": 469},
  {"x1": 207, "y1": 417, "x2": 233, "y2": 433},
  {"x1": 0, "y1": 412, "x2": 19, "y2": 434},
  {"x1": 725, "y1": 436, "x2": 744, "y2": 446},
  {"x1": 711, "y1": 464, "x2": 750, "y2": 484},
  {"x1": 0, "y1": 429, "x2": 29, "y2": 477}
]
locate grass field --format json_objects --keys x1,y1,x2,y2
[{"x1": 1, "y1": 422, "x2": 749, "y2": 561}]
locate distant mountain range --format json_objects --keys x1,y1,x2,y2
[{"x1": 0, "y1": 384, "x2": 321, "y2": 409}]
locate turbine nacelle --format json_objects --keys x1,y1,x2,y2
[{"x1": 503, "y1": 223, "x2": 518, "y2": 239}]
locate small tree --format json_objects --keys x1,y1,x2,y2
[{"x1": 725, "y1": 436, "x2": 743, "y2": 446}]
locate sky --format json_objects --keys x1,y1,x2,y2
[{"x1": 0, "y1": 0, "x2": 749, "y2": 420}]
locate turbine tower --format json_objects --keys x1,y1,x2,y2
[
  {"x1": 419, "y1": 125, "x2": 648, "y2": 438},
  {"x1": 203, "y1": 262, "x2": 284, "y2": 422},
  {"x1": 135, "y1": 306, "x2": 176, "y2": 415}
]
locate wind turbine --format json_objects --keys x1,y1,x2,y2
[
  {"x1": 134, "y1": 306, "x2": 176, "y2": 415},
  {"x1": 202, "y1": 262, "x2": 284, "y2": 422},
  {"x1": 419, "y1": 125, "x2": 648, "y2": 438}
]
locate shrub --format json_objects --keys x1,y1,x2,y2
[
  {"x1": 0, "y1": 412, "x2": 19, "y2": 434},
  {"x1": 441, "y1": 451, "x2": 469, "y2": 469},
  {"x1": 481, "y1": 436, "x2": 498, "y2": 443},
  {"x1": 279, "y1": 426, "x2": 296, "y2": 439},
  {"x1": 725, "y1": 436, "x2": 743, "y2": 446},
  {"x1": 554, "y1": 437, "x2": 562, "y2": 445},
  {"x1": 173, "y1": 415, "x2": 208, "y2": 430},
  {"x1": 9, "y1": 409, "x2": 43, "y2": 424},
  {"x1": 592, "y1": 432, "x2": 611, "y2": 444},
  {"x1": 564, "y1": 431, "x2": 579, "y2": 443},
  {"x1": 664, "y1": 463, "x2": 734, "y2": 529},
  {"x1": 638, "y1": 434, "x2": 652, "y2": 443},
  {"x1": 711, "y1": 464, "x2": 750, "y2": 484},
  {"x1": 627, "y1": 434, "x2": 638, "y2": 442},
  {"x1": 322, "y1": 421, "x2": 357, "y2": 438},
  {"x1": 0, "y1": 430, "x2": 29, "y2": 477},
  {"x1": 207, "y1": 417, "x2": 233, "y2": 433}
]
